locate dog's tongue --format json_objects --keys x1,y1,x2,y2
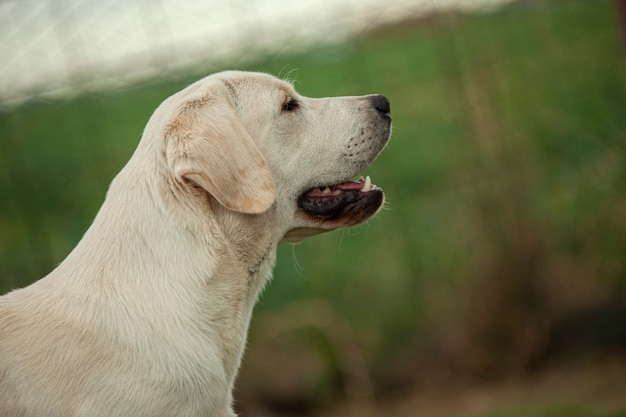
[
  {"x1": 335, "y1": 179, "x2": 366, "y2": 191},
  {"x1": 304, "y1": 177, "x2": 375, "y2": 199}
]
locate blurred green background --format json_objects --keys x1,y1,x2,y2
[{"x1": 2, "y1": 1, "x2": 626, "y2": 416}]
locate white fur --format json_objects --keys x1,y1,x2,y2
[{"x1": 0, "y1": 71, "x2": 391, "y2": 417}]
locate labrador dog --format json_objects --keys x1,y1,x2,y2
[{"x1": 0, "y1": 71, "x2": 391, "y2": 417}]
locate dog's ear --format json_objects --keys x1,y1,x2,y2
[{"x1": 166, "y1": 80, "x2": 275, "y2": 214}]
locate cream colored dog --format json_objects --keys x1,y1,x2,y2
[{"x1": 0, "y1": 71, "x2": 391, "y2": 417}]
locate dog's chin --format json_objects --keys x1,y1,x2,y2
[{"x1": 282, "y1": 176, "x2": 384, "y2": 243}]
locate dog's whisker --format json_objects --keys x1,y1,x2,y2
[{"x1": 291, "y1": 244, "x2": 310, "y2": 281}]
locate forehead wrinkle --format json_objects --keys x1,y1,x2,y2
[
  {"x1": 280, "y1": 76, "x2": 296, "y2": 88},
  {"x1": 219, "y1": 74, "x2": 300, "y2": 108},
  {"x1": 277, "y1": 82, "x2": 298, "y2": 99}
]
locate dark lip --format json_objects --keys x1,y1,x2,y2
[{"x1": 296, "y1": 188, "x2": 384, "y2": 223}]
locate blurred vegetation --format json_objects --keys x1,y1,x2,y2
[{"x1": 1, "y1": 0, "x2": 626, "y2": 415}]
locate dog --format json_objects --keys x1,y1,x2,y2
[{"x1": 0, "y1": 71, "x2": 391, "y2": 417}]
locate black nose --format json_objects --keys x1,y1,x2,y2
[{"x1": 370, "y1": 94, "x2": 391, "y2": 119}]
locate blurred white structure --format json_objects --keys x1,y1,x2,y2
[{"x1": 0, "y1": 0, "x2": 514, "y2": 108}]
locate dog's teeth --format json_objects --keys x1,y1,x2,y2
[
  {"x1": 360, "y1": 176, "x2": 372, "y2": 192},
  {"x1": 323, "y1": 187, "x2": 332, "y2": 193}
]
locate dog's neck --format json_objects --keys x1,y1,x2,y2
[
  {"x1": 48, "y1": 162, "x2": 280, "y2": 396},
  {"x1": 207, "y1": 199, "x2": 279, "y2": 278},
  {"x1": 73, "y1": 160, "x2": 278, "y2": 304}
]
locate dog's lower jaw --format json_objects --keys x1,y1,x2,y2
[{"x1": 282, "y1": 192, "x2": 386, "y2": 243}]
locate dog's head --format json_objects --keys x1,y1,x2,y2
[{"x1": 147, "y1": 71, "x2": 391, "y2": 242}]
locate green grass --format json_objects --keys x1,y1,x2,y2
[{"x1": 2, "y1": 0, "x2": 626, "y2": 412}]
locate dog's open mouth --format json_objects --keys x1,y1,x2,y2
[{"x1": 297, "y1": 176, "x2": 384, "y2": 221}]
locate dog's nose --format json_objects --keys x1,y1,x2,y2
[{"x1": 370, "y1": 95, "x2": 391, "y2": 119}]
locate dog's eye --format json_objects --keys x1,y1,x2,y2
[{"x1": 282, "y1": 98, "x2": 299, "y2": 112}]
